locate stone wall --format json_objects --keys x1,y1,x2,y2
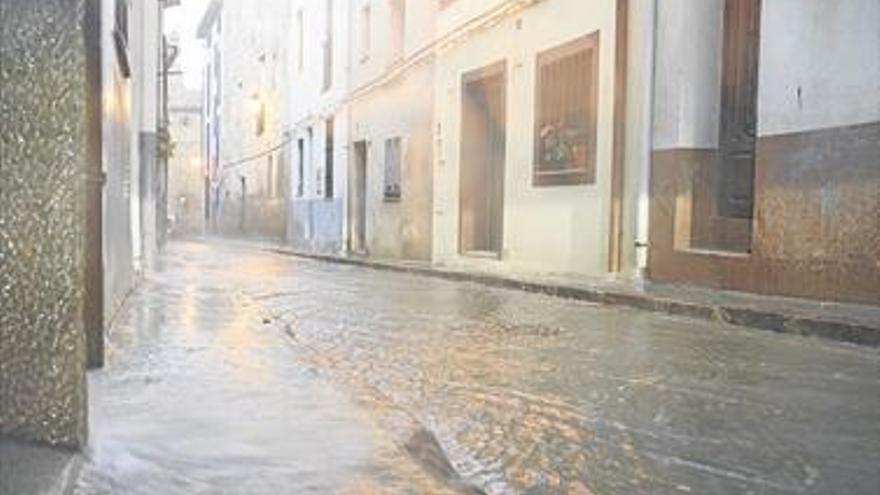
[{"x1": 0, "y1": 0, "x2": 89, "y2": 448}]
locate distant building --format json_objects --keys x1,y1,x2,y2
[
  {"x1": 347, "y1": 0, "x2": 438, "y2": 260},
  {"x1": 286, "y1": 0, "x2": 351, "y2": 254},
  {"x1": 197, "y1": 0, "x2": 288, "y2": 240},
  {"x1": 167, "y1": 62, "x2": 204, "y2": 237}
]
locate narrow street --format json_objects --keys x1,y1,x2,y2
[{"x1": 72, "y1": 240, "x2": 880, "y2": 495}]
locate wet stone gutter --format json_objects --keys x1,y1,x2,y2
[{"x1": 265, "y1": 247, "x2": 880, "y2": 348}]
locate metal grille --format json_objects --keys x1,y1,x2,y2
[{"x1": 534, "y1": 33, "x2": 599, "y2": 186}]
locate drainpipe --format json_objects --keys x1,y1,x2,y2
[
  {"x1": 635, "y1": 0, "x2": 657, "y2": 280},
  {"x1": 344, "y1": 0, "x2": 354, "y2": 256}
]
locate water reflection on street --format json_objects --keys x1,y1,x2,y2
[{"x1": 74, "y1": 241, "x2": 880, "y2": 494}]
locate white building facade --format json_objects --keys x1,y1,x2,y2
[
  {"x1": 431, "y1": 0, "x2": 653, "y2": 278},
  {"x1": 286, "y1": 0, "x2": 351, "y2": 254}
]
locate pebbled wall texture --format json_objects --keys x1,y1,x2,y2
[{"x1": 0, "y1": 0, "x2": 89, "y2": 448}]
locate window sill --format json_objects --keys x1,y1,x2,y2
[
  {"x1": 533, "y1": 168, "x2": 595, "y2": 187},
  {"x1": 461, "y1": 250, "x2": 502, "y2": 260},
  {"x1": 675, "y1": 247, "x2": 752, "y2": 259}
]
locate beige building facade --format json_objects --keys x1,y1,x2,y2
[{"x1": 286, "y1": 0, "x2": 351, "y2": 254}]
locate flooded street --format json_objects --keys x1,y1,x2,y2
[{"x1": 73, "y1": 240, "x2": 880, "y2": 494}]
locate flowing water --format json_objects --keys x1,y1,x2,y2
[{"x1": 72, "y1": 241, "x2": 880, "y2": 494}]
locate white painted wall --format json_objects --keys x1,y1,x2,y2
[
  {"x1": 758, "y1": 0, "x2": 880, "y2": 136},
  {"x1": 432, "y1": 0, "x2": 632, "y2": 276},
  {"x1": 131, "y1": 0, "x2": 161, "y2": 267},
  {"x1": 652, "y1": 0, "x2": 723, "y2": 150},
  {"x1": 654, "y1": 0, "x2": 880, "y2": 145}
]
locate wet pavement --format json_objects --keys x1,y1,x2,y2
[{"x1": 68, "y1": 241, "x2": 880, "y2": 494}]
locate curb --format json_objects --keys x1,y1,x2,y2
[{"x1": 266, "y1": 247, "x2": 880, "y2": 348}]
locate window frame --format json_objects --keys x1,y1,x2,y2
[
  {"x1": 324, "y1": 118, "x2": 335, "y2": 199},
  {"x1": 383, "y1": 137, "x2": 403, "y2": 202},
  {"x1": 532, "y1": 32, "x2": 600, "y2": 187}
]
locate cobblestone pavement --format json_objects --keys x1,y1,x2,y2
[{"x1": 70, "y1": 240, "x2": 880, "y2": 494}]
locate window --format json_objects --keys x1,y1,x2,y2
[
  {"x1": 325, "y1": 118, "x2": 335, "y2": 199},
  {"x1": 297, "y1": 138, "x2": 305, "y2": 197},
  {"x1": 360, "y1": 4, "x2": 372, "y2": 63},
  {"x1": 323, "y1": 0, "x2": 333, "y2": 90},
  {"x1": 275, "y1": 151, "x2": 286, "y2": 199},
  {"x1": 114, "y1": 0, "x2": 131, "y2": 77},
  {"x1": 533, "y1": 33, "x2": 599, "y2": 186},
  {"x1": 296, "y1": 11, "x2": 304, "y2": 73},
  {"x1": 256, "y1": 101, "x2": 266, "y2": 136},
  {"x1": 266, "y1": 155, "x2": 274, "y2": 197},
  {"x1": 384, "y1": 137, "x2": 402, "y2": 201},
  {"x1": 390, "y1": 0, "x2": 406, "y2": 62}
]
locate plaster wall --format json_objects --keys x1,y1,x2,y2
[
  {"x1": 432, "y1": 0, "x2": 632, "y2": 276},
  {"x1": 652, "y1": 0, "x2": 723, "y2": 150},
  {"x1": 100, "y1": 0, "x2": 136, "y2": 328},
  {"x1": 348, "y1": 0, "x2": 437, "y2": 260},
  {"x1": 286, "y1": 0, "x2": 351, "y2": 254},
  {"x1": 648, "y1": 0, "x2": 880, "y2": 304},
  {"x1": 757, "y1": 0, "x2": 880, "y2": 136}
]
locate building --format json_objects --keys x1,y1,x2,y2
[
  {"x1": 431, "y1": 0, "x2": 653, "y2": 278},
  {"x1": 647, "y1": 0, "x2": 880, "y2": 305},
  {"x1": 101, "y1": 0, "x2": 171, "y2": 332},
  {"x1": 166, "y1": 57, "x2": 205, "y2": 237},
  {"x1": 197, "y1": 0, "x2": 289, "y2": 241},
  {"x1": 286, "y1": 0, "x2": 351, "y2": 254},
  {"x1": 347, "y1": 0, "x2": 438, "y2": 260},
  {"x1": 1, "y1": 0, "x2": 167, "y2": 449}
]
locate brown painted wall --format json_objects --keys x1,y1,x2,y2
[{"x1": 648, "y1": 122, "x2": 880, "y2": 305}]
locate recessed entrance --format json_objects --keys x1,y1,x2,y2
[{"x1": 459, "y1": 62, "x2": 507, "y2": 256}]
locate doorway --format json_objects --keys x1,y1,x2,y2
[
  {"x1": 459, "y1": 62, "x2": 507, "y2": 256},
  {"x1": 349, "y1": 140, "x2": 368, "y2": 254}
]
